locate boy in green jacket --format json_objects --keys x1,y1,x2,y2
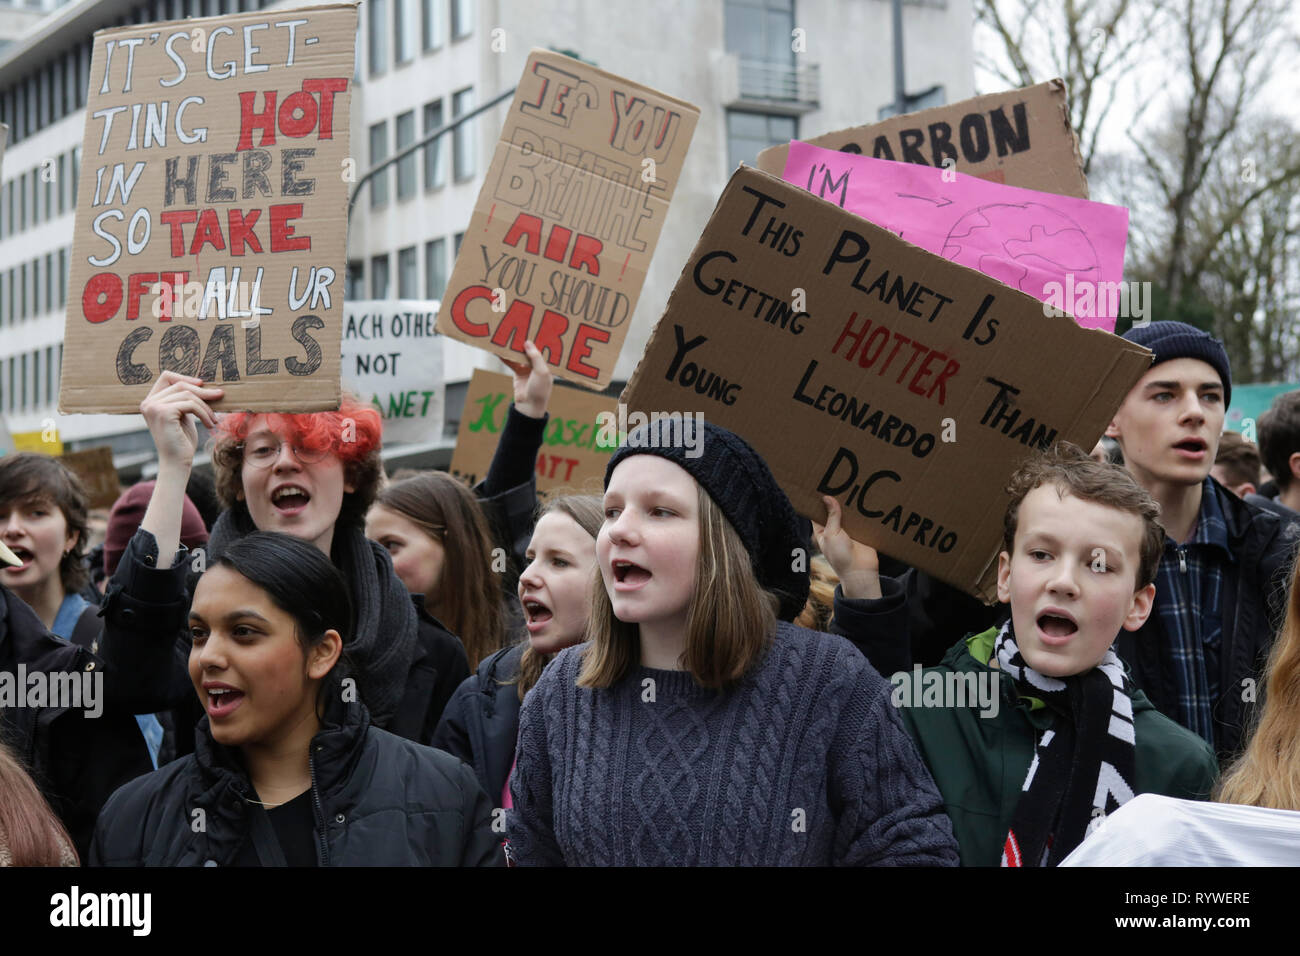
[{"x1": 839, "y1": 444, "x2": 1218, "y2": 866}]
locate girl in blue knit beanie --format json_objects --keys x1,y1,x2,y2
[{"x1": 505, "y1": 418, "x2": 959, "y2": 866}]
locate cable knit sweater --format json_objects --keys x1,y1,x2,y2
[{"x1": 507, "y1": 622, "x2": 959, "y2": 866}]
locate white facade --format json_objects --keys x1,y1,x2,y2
[{"x1": 0, "y1": 0, "x2": 973, "y2": 472}]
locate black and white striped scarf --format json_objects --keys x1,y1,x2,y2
[{"x1": 994, "y1": 622, "x2": 1137, "y2": 867}]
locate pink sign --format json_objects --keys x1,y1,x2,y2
[{"x1": 782, "y1": 141, "x2": 1130, "y2": 332}]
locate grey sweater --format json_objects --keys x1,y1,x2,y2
[{"x1": 507, "y1": 622, "x2": 959, "y2": 866}]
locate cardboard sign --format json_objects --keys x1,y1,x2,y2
[
  {"x1": 622, "y1": 167, "x2": 1152, "y2": 601},
  {"x1": 450, "y1": 368, "x2": 618, "y2": 495},
  {"x1": 436, "y1": 50, "x2": 700, "y2": 391},
  {"x1": 60, "y1": 446, "x2": 122, "y2": 509},
  {"x1": 342, "y1": 300, "x2": 444, "y2": 443},
  {"x1": 756, "y1": 80, "x2": 1088, "y2": 199},
  {"x1": 60, "y1": 5, "x2": 357, "y2": 414},
  {"x1": 783, "y1": 142, "x2": 1130, "y2": 331}
]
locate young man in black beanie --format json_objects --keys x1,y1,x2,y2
[{"x1": 1106, "y1": 320, "x2": 1298, "y2": 761}]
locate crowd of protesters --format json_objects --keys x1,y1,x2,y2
[{"x1": 3, "y1": 319, "x2": 1300, "y2": 866}]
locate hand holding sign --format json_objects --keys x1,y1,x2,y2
[
  {"x1": 139, "y1": 371, "x2": 224, "y2": 469},
  {"x1": 814, "y1": 495, "x2": 882, "y2": 601},
  {"x1": 503, "y1": 341, "x2": 554, "y2": 421}
]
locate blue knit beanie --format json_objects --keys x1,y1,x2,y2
[
  {"x1": 1122, "y1": 321, "x2": 1232, "y2": 407},
  {"x1": 605, "y1": 418, "x2": 811, "y2": 622}
]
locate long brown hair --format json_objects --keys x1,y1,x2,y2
[
  {"x1": 375, "y1": 472, "x2": 504, "y2": 669},
  {"x1": 0, "y1": 742, "x2": 77, "y2": 866},
  {"x1": 513, "y1": 495, "x2": 603, "y2": 701},
  {"x1": 1217, "y1": 561, "x2": 1300, "y2": 808},
  {"x1": 578, "y1": 483, "x2": 777, "y2": 691},
  {"x1": 0, "y1": 453, "x2": 90, "y2": 595}
]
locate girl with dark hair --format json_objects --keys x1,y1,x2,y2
[
  {"x1": 434, "y1": 494, "x2": 603, "y2": 810},
  {"x1": 0, "y1": 740, "x2": 78, "y2": 867},
  {"x1": 91, "y1": 532, "x2": 502, "y2": 866},
  {"x1": 0, "y1": 454, "x2": 96, "y2": 641},
  {"x1": 507, "y1": 420, "x2": 959, "y2": 866},
  {"x1": 97, "y1": 372, "x2": 471, "y2": 761}
]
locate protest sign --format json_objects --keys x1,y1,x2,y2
[
  {"x1": 342, "y1": 300, "x2": 443, "y2": 443},
  {"x1": 8, "y1": 428, "x2": 63, "y2": 455},
  {"x1": 436, "y1": 49, "x2": 700, "y2": 391},
  {"x1": 60, "y1": 446, "x2": 122, "y2": 509},
  {"x1": 1227, "y1": 383, "x2": 1300, "y2": 438},
  {"x1": 450, "y1": 368, "x2": 618, "y2": 495},
  {"x1": 621, "y1": 167, "x2": 1152, "y2": 601},
  {"x1": 60, "y1": 5, "x2": 356, "y2": 414},
  {"x1": 783, "y1": 142, "x2": 1130, "y2": 331},
  {"x1": 756, "y1": 80, "x2": 1088, "y2": 199}
]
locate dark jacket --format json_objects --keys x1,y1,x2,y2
[
  {"x1": 899, "y1": 629, "x2": 1220, "y2": 866},
  {"x1": 1114, "y1": 479, "x2": 1300, "y2": 761},
  {"x1": 433, "y1": 642, "x2": 525, "y2": 803},
  {"x1": 0, "y1": 585, "x2": 153, "y2": 860},
  {"x1": 90, "y1": 692, "x2": 503, "y2": 866},
  {"x1": 96, "y1": 528, "x2": 469, "y2": 761}
]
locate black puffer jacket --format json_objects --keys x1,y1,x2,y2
[
  {"x1": 1115, "y1": 479, "x2": 1300, "y2": 762},
  {"x1": 90, "y1": 691, "x2": 503, "y2": 866},
  {"x1": 433, "y1": 643, "x2": 525, "y2": 804},
  {"x1": 0, "y1": 585, "x2": 153, "y2": 860}
]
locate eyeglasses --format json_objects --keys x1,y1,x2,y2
[{"x1": 239, "y1": 438, "x2": 331, "y2": 469}]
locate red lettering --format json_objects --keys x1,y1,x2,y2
[
  {"x1": 928, "y1": 358, "x2": 960, "y2": 405},
  {"x1": 82, "y1": 274, "x2": 122, "y2": 323},
  {"x1": 160, "y1": 210, "x2": 198, "y2": 257},
  {"x1": 503, "y1": 213, "x2": 543, "y2": 255},
  {"x1": 269, "y1": 203, "x2": 311, "y2": 252},
  {"x1": 532, "y1": 309, "x2": 569, "y2": 364},
  {"x1": 155, "y1": 271, "x2": 189, "y2": 322},
  {"x1": 566, "y1": 323, "x2": 609, "y2": 380},
  {"x1": 237, "y1": 89, "x2": 278, "y2": 151},
  {"x1": 449, "y1": 285, "x2": 494, "y2": 337},
  {"x1": 568, "y1": 233, "x2": 602, "y2": 276},
  {"x1": 543, "y1": 225, "x2": 571, "y2": 263},
  {"x1": 278, "y1": 90, "x2": 318, "y2": 138},
  {"x1": 302, "y1": 78, "x2": 348, "y2": 139},
  {"x1": 907, "y1": 351, "x2": 945, "y2": 398},
  {"x1": 227, "y1": 209, "x2": 264, "y2": 256},
  {"x1": 126, "y1": 273, "x2": 159, "y2": 321},
  {"x1": 189, "y1": 208, "x2": 226, "y2": 255},
  {"x1": 490, "y1": 300, "x2": 535, "y2": 352}
]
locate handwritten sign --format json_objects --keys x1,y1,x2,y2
[
  {"x1": 784, "y1": 142, "x2": 1130, "y2": 331},
  {"x1": 622, "y1": 167, "x2": 1151, "y2": 601},
  {"x1": 450, "y1": 368, "x2": 617, "y2": 495},
  {"x1": 341, "y1": 300, "x2": 443, "y2": 443},
  {"x1": 435, "y1": 49, "x2": 700, "y2": 391},
  {"x1": 60, "y1": 5, "x2": 356, "y2": 414},
  {"x1": 756, "y1": 80, "x2": 1089, "y2": 199}
]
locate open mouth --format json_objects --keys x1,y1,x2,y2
[
  {"x1": 271, "y1": 485, "x2": 311, "y2": 512},
  {"x1": 612, "y1": 559, "x2": 652, "y2": 586},
  {"x1": 206, "y1": 687, "x2": 245, "y2": 718},
  {"x1": 1037, "y1": 612, "x2": 1079, "y2": 640},
  {"x1": 1173, "y1": 438, "x2": 1207, "y2": 455},
  {"x1": 523, "y1": 598, "x2": 553, "y2": 627},
  {"x1": 3, "y1": 546, "x2": 33, "y2": 569}
]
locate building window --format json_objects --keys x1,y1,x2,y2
[
  {"x1": 422, "y1": 0, "x2": 442, "y2": 50},
  {"x1": 57, "y1": 248, "x2": 67, "y2": 308},
  {"x1": 394, "y1": 0, "x2": 416, "y2": 63},
  {"x1": 725, "y1": 0, "x2": 795, "y2": 64},
  {"x1": 395, "y1": 110, "x2": 416, "y2": 200},
  {"x1": 346, "y1": 260, "x2": 365, "y2": 301},
  {"x1": 368, "y1": 0, "x2": 388, "y2": 75},
  {"x1": 398, "y1": 246, "x2": 418, "y2": 299},
  {"x1": 423, "y1": 99, "x2": 445, "y2": 190},
  {"x1": 726, "y1": 110, "x2": 796, "y2": 172},
  {"x1": 424, "y1": 239, "x2": 447, "y2": 299},
  {"x1": 57, "y1": 154, "x2": 66, "y2": 214},
  {"x1": 451, "y1": 0, "x2": 472, "y2": 39},
  {"x1": 370, "y1": 254, "x2": 390, "y2": 299},
  {"x1": 369, "y1": 121, "x2": 389, "y2": 207},
  {"x1": 454, "y1": 231, "x2": 464, "y2": 256},
  {"x1": 452, "y1": 87, "x2": 475, "y2": 181}
]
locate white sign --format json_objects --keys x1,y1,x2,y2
[{"x1": 342, "y1": 300, "x2": 444, "y2": 444}]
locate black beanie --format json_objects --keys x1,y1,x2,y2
[
  {"x1": 604, "y1": 418, "x2": 811, "y2": 623},
  {"x1": 1122, "y1": 321, "x2": 1232, "y2": 408}
]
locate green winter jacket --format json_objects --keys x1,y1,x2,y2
[{"x1": 895, "y1": 627, "x2": 1220, "y2": 866}]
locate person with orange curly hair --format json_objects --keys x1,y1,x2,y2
[{"x1": 96, "y1": 372, "x2": 469, "y2": 765}]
